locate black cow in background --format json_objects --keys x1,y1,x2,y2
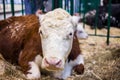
[
  {"x1": 103, "y1": 0, "x2": 120, "y2": 5},
  {"x1": 83, "y1": 3, "x2": 120, "y2": 29}
]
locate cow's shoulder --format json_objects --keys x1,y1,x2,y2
[
  {"x1": 0, "y1": 15, "x2": 41, "y2": 64},
  {"x1": 68, "y1": 36, "x2": 81, "y2": 62}
]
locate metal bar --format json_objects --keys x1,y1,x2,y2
[
  {"x1": 83, "y1": 11, "x2": 85, "y2": 28},
  {"x1": 65, "y1": 0, "x2": 67, "y2": 10},
  {"x1": 94, "y1": 1, "x2": 99, "y2": 36},
  {"x1": 65, "y1": 0, "x2": 68, "y2": 12},
  {"x1": 52, "y1": 0, "x2": 55, "y2": 10},
  {"x1": 106, "y1": 0, "x2": 111, "y2": 45},
  {"x1": 41, "y1": 1, "x2": 45, "y2": 12},
  {"x1": 59, "y1": 0, "x2": 63, "y2": 8},
  {"x1": 83, "y1": 0, "x2": 86, "y2": 28},
  {"x1": 10, "y1": 0, "x2": 15, "y2": 16},
  {"x1": 21, "y1": 0, "x2": 24, "y2": 15},
  {"x1": 3, "y1": 0, "x2": 6, "y2": 19},
  {"x1": 70, "y1": 0, "x2": 74, "y2": 15},
  {"x1": 89, "y1": 34, "x2": 120, "y2": 38},
  {"x1": 79, "y1": 0, "x2": 81, "y2": 13}
]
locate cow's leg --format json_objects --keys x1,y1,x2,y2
[
  {"x1": 18, "y1": 32, "x2": 43, "y2": 79},
  {"x1": 61, "y1": 60, "x2": 73, "y2": 79},
  {"x1": 19, "y1": 52, "x2": 42, "y2": 79},
  {"x1": 26, "y1": 61, "x2": 41, "y2": 79},
  {"x1": 54, "y1": 54, "x2": 84, "y2": 79},
  {"x1": 26, "y1": 55, "x2": 42, "y2": 79},
  {"x1": 53, "y1": 60, "x2": 73, "y2": 79},
  {"x1": 73, "y1": 54, "x2": 84, "y2": 74}
]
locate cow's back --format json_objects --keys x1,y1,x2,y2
[{"x1": 0, "y1": 15, "x2": 40, "y2": 64}]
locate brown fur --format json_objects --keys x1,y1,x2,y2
[
  {"x1": 68, "y1": 35, "x2": 81, "y2": 62},
  {"x1": 0, "y1": 15, "x2": 42, "y2": 73},
  {"x1": 73, "y1": 64, "x2": 84, "y2": 74},
  {"x1": 68, "y1": 34, "x2": 84, "y2": 74}
]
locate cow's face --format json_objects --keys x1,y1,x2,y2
[
  {"x1": 76, "y1": 23, "x2": 88, "y2": 39},
  {"x1": 37, "y1": 8, "x2": 88, "y2": 71},
  {"x1": 39, "y1": 19, "x2": 74, "y2": 71}
]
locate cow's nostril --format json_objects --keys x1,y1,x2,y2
[{"x1": 55, "y1": 60, "x2": 62, "y2": 66}]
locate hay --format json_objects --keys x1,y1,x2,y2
[
  {"x1": 0, "y1": 60, "x2": 26, "y2": 80},
  {"x1": 0, "y1": 25, "x2": 120, "y2": 80}
]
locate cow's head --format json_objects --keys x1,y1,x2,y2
[{"x1": 36, "y1": 8, "x2": 88, "y2": 71}]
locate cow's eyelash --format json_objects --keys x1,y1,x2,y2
[
  {"x1": 69, "y1": 32, "x2": 72, "y2": 36},
  {"x1": 40, "y1": 30, "x2": 43, "y2": 34},
  {"x1": 63, "y1": 32, "x2": 73, "y2": 40},
  {"x1": 78, "y1": 31, "x2": 83, "y2": 33}
]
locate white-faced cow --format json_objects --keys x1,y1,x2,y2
[{"x1": 0, "y1": 8, "x2": 88, "y2": 79}]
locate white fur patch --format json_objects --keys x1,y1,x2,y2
[
  {"x1": 78, "y1": 54, "x2": 84, "y2": 64},
  {"x1": 61, "y1": 60, "x2": 73, "y2": 79},
  {"x1": 27, "y1": 61, "x2": 41, "y2": 79},
  {"x1": 54, "y1": 54, "x2": 84, "y2": 79},
  {"x1": 69, "y1": 54, "x2": 84, "y2": 66},
  {"x1": 34, "y1": 55, "x2": 43, "y2": 67}
]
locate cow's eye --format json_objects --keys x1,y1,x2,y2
[
  {"x1": 40, "y1": 30, "x2": 42, "y2": 34},
  {"x1": 69, "y1": 32, "x2": 72, "y2": 36},
  {"x1": 64, "y1": 32, "x2": 73, "y2": 40},
  {"x1": 39, "y1": 30, "x2": 48, "y2": 39},
  {"x1": 78, "y1": 31, "x2": 83, "y2": 33},
  {"x1": 39, "y1": 30, "x2": 44, "y2": 37}
]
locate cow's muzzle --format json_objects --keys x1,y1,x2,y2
[{"x1": 42, "y1": 57, "x2": 63, "y2": 71}]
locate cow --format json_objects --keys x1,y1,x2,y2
[
  {"x1": 84, "y1": 4, "x2": 120, "y2": 29},
  {"x1": 0, "y1": 8, "x2": 88, "y2": 79},
  {"x1": 103, "y1": 0, "x2": 120, "y2": 5}
]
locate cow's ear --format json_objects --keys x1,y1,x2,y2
[
  {"x1": 71, "y1": 16, "x2": 80, "y2": 27},
  {"x1": 36, "y1": 10, "x2": 44, "y2": 22},
  {"x1": 75, "y1": 23, "x2": 88, "y2": 39},
  {"x1": 36, "y1": 9, "x2": 43, "y2": 16}
]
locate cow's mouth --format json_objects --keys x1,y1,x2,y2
[
  {"x1": 46, "y1": 66, "x2": 63, "y2": 71},
  {"x1": 42, "y1": 57, "x2": 63, "y2": 71}
]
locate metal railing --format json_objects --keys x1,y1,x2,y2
[
  {"x1": 52, "y1": 0, "x2": 120, "y2": 45},
  {"x1": 0, "y1": 0, "x2": 120, "y2": 45},
  {"x1": 0, "y1": 0, "x2": 24, "y2": 19}
]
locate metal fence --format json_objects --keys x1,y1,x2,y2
[
  {"x1": 51, "y1": 0, "x2": 120, "y2": 45},
  {"x1": 0, "y1": 0, "x2": 24, "y2": 19},
  {"x1": 0, "y1": 0, "x2": 120, "y2": 45}
]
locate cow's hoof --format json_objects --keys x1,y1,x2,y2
[
  {"x1": 26, "y1": 62, "x2": 41, "y2": 79},
  {"x1": 73, "y1": 64, "x2": 84, "y2": 74}
]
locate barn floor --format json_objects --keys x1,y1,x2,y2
[{"x1": 0, "y1": 25, "x2": 120, "y2": 80}]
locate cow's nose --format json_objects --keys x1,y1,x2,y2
[{"x1": 45, "y1": 57, "x2": 62, "y2": 66}]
